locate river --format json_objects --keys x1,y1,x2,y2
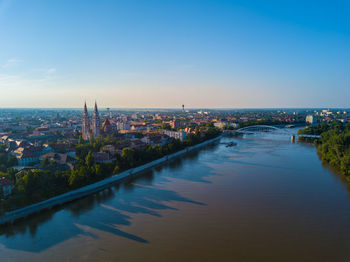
[{"x1": 1, "y1": 129, "x2": 350, "y2": 261}]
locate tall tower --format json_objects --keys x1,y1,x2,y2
[
  {"x1": 82, "y1": 102, "x2": 90, "y2": 140},
  {"x1": 92, "y1": 101, "x2": 100, "y2": 137},
  {"x1": 106, "y1": 107, "x2": 110, "y2": 118}
]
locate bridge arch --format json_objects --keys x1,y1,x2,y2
[{"x1": 235, "y1": 125, "x2": 282, "y2": 133}]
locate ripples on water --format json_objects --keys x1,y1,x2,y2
[{"x1": 1, "y1": 129, "x2": 350, "y2": 261}]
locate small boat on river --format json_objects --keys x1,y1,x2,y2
[{"x1": 226, "y1": 141, "x2": 237, "y2": 147}]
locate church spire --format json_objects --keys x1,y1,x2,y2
[
  {"x1": 92, "y1": 101, "x2": 100, "y2": 137},
  {"x1": 94, "y1": 101, "x2": 98, "y2": 113},
  {"x1": 82, "y1": 101, "x2": 91, "y2": 140},
  {"x1": 84, "y1": 101, "x2": 88, "y2": 115}
]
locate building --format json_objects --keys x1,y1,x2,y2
[
  {"x1": 171, "y1": 118, "x2": 181, "y2": 129},
  {"x1": 82, "y1": 102, "x2": 91, "y2": 140},
  {"x1": 102, "y1": 118, "x2": 113, "y2": 134},
  {"x1": 92, "y1": 102, "x2": 100, "y2": 137},
  {"x1": 102, "y1": 145, "x2": 117, "y2": 155},
  {"x1": 141, "y1": 134, "x2": 170, "y2": 146},
  {"x1": 131, "y1": 124, "x2": 147, "y2": 131},
  {"x1": 39, "y1": 152, "x2": 76, "y2": 170},
  {"x1": 131, "y1": 113, "x2": 139, "y2": 120},
  {"x1": 163, "y1": 130, "x2": 187, "y2": 142},
  {"x1": 44, "y1": 143, "x2": 76, "y2": 158},
  {"x1": 214, "y1": 121, "x2": 238, "y2": 129},
  {"x1": 116, "y1": 121, "x2": 131, "y2": 131},
  {"x1": 93, "y1": 152, "x2": 115, "y2": 163},
  {"x1": 12, "y1": 146, "x2": 43, "y2": 166},
  {"x1": 82, "y1": 102, "x2": 101, "y2": 140},
  {"x1": 306, "y1": 115, "x2": 316, "y2": 124}
]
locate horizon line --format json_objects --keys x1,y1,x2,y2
[{"x1": 0, "y1": 107, "x2": 348, "y2": 110}]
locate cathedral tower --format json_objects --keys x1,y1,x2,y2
[
  {"x1": 82, "y1": 102, "x2": 90, "y2": 140},
  {"x1": 92, "y1": 101, "x2": 101, "y2": 137}
]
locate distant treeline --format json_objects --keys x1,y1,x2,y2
[{"x1": 239, "y1": 119, "x2": 303, "y2": 128}]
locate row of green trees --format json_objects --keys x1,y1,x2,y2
[
  {"x1": 297, "y1": 122, "x2": 330, "y2": 136},
  {"x1": 299, "y1": 122, "x2": 350, "y2": 177},
  {"x1": 239, "y1": 119, "x2": 303, "y2": 128},
  {"x1": 1, "y1": 126, "x2": 221, "y2": 213}
]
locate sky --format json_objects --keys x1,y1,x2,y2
[{"x1": 0, "y1": 0, "x2": 349, "y2": 109}]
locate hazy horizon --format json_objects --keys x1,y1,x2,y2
[
  {"x1": 0, "y1": 106, "x2": 348, "y2": 111},
  {"x1": 1, "y1": 0, "x2": 349, "y2": 108}
]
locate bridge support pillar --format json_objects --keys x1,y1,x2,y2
[{"x1": 291, "y1": 135, "x2": 295, "y2": 143}]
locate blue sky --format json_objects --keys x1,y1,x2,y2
[{"x1": 0, "y1": 0, "x2": 349, "y2": 108}]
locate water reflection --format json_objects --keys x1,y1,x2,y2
[
  {"x1": 0, "y1": 142, "x2": 219, "y2": 252},
  {"x1": 0, "y1": 183, "x2": 206, "y2": 251},
  {"x1": 152, "y1": 144, "x2": 220, "y2": 184},
  {"x1": 2, "y1": 134, "x2": 350, "y2": 261}
]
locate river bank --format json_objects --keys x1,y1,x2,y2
[{"x1": 0, "y1": 135, "x2": 223, "y2": 226}]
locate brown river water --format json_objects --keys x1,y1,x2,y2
[{"x1": 1, "y1": 129, "x2": 350, "y2": 262}]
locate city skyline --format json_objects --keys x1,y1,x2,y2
[
  {"x1": 1, "y1": 2, "x2": 350, "y2": 260},
  {"x1": 1, "y1": 0, "x2": 350, "y2": 108}
]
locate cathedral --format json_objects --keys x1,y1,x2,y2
[
  {"x1": 82, "y1": 102, "x2": 102, "y2": 140},
  {"x1": 82, "y1": 102, "x2": 113, "y2": 140}
]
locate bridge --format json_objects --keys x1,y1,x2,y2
[
  {"x1": 224, "y1": 125, "x2": 320, "y2": 139},
  {"x1": 235, "y1": 125, "x2": 283, "y2": 134}
]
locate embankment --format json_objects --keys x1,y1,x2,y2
[{"x1": 0, "y1": 135, "x2": 223, "y2": 225}]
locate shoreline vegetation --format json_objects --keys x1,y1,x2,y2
[
  {"x1": 298, "y1": 122, "x2": 350, "y2": 178},
  {"x1": 0, "y1": 125, "x2": 221, "y2": 216}
]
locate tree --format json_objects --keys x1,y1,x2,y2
[
  {"x1": 301, "y1": 122, "x2": 350, "y2": 177},
  {"x1": 160, "y1": 123, "x2": 171, "y2": 130},
  {"x1": 114, "y1": 164, "x2": 121, "y2": 174},
  {"x1": 40, "y1": 157, "x2": 50, "y2": 168},
  {"x1": 78, "y1": 135, "x2": 84, "y2": 145},
  {"x1": 121, "y1": 147, "x2": 136, "y2": 168},
  {"x1": 7, "y1": 155, "x2": 18, "y2": 167},
  {"x1": 69, "y1": 166, "x2": 89, "y2": 188},
  {"x1": 85, "y1": 151, "x2": 94, "y2": 168}
]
